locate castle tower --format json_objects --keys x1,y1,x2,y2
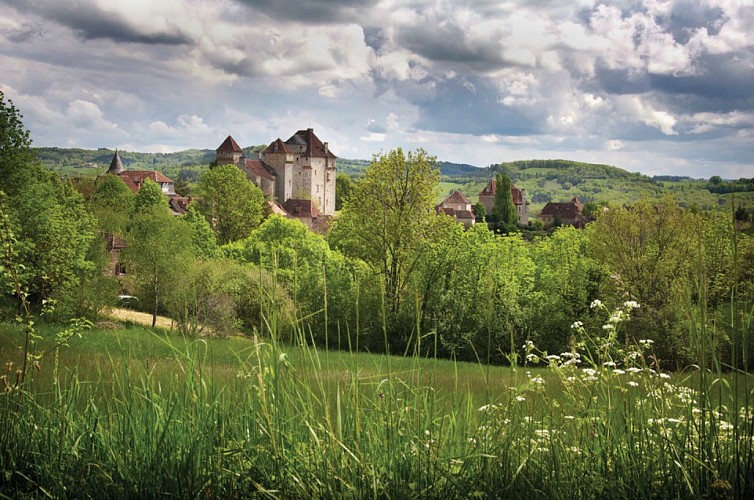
[
  {"x1": 216, "y1": 135, "x2": 243, "y2": 165},
  {"x1": 107, "y1": 149, "x2": 125, "y2": 174}
]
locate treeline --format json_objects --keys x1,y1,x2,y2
[
  {"x1": 707, "y1": 176, "x2": 754, "y2": 194},
  {"x1": 3, "y1": 92, "x2": 753, "y2": 369}
]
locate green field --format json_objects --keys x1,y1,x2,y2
[{"x1": 2, "y1": 319, "x2": 752, "y2": 498}]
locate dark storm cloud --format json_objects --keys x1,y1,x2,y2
[
  {"x1": 1, "y1": 22, "x2": 45, "y2": 43},
  {"x1": 395, "y1": 23, "x2": 504, "y2": 70},
  {"x1": 7, "y1": 1, "x2": 191, "y2": 45},
  {"x1": 237, "y1": 0, "x2": 373, "y2": 23}
]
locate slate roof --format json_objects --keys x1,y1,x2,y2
[
  {"x1": 286, "y1": 128, "x2": 337, "y2": 159},
  {"x1": 539, "y1": 202, "x2": 583, "y2": 219},
  {"x1": 216, "y1": 135, "x2": 243, "y2": 153},
  {"x1": 107, "y1": 150, "x2": 125, "y2": 174}
]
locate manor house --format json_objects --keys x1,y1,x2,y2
[{"x1": 216, "y1": 128, "x2": 336, "y2": 218}]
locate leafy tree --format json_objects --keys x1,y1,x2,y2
[
  {"x1": 491, "y1": 173, "x2": 517, "y2": 229},
  {"x1": 88, "y1": 174, "x2": 134, "y2": 234},
  {"x1": 183, "y1": 205, "x2": 218, "y2": 259},
  {"x1": 197, "y1": 164, "x2": 265, "y2": 244},
  {"x1": 473, "y1": 201, "x2": 486, "y2": 221},
  {"x1": 124, "y1": 207, "x2": 195, "y2": 327},
  {"x1": 330, "y1": 148, "x2": 439, "y2": 318},
  {"x1": 0, "y1": 92, "x2": 97, "y2": 310},
  {"x1": 133, "y1": 178, "x2": 167, "y2": 214},
  {"x1": 335, "y1": 173, "x2": 354, "y2": 211}
]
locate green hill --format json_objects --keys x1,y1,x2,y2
[{"x1": 33, "y1": 147, "x2": 753, "y2": 215}]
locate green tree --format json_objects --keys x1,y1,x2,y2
[
  {"x1": 0, "y1": 92, "x2": 97, "y2": 311},
  {"x1": 124, "y1": 207, "x2": 194, "y2": 327},
  {"x1": 491, "y1": 173, "x2": 517, "y2": 229},
  {"x1": 473, "y1": 201, "x2": 486, "y2": 221},
  {"x1": 197, "y1": 164, "x2": 265, "y2": 244},
  {"x1": 88, "y1": 175, "x2": 134, "y2": 234},
  {"x1": 133, "y1": 178, "x2": 168, "y2": 214},
  {"x1": 330, "y1": 148, "x2": 439, "y2": 317},
  {"x1": 183, "y1": 205, "x2": 218, "y2": 259},
  {"x1": 335, "y1": 173, "x2": 354, "y2": 211}
]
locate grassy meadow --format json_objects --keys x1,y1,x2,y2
[{"x1": 1, "y1": 310, "x2": 752, "y2": 498}]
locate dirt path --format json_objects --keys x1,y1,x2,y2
[{"x1": 107, "y1": 308, "x2": 174, "y2": 330}]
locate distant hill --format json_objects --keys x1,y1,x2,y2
[{"x1": 33, "y1": 147, "x2": 754, "y2": 214}]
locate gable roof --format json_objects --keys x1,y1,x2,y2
[
  {"x1": 443, "y1": 190, "x2": 471, "y2": 204},
  {"x1": 286, "y1": 128, "x2": 337, "y2": 159},
  {"x1": 216, "y1": 135, "x2": 243, "y2": 153},
  {"x1": 107, "y1": 150, "x2": 125, "y2": 174},
  {"x1": 117, "y1": 170, "x2": 174, "y2": 193},
  {"x1": 539, "y1": 201, "x2": 582, "y2": 219},
  {"x1": 263, "y1": 138, "x2": 293, "y2": 155}
]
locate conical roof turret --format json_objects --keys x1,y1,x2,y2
[{"x1": 107, "y1": 149, "x2": 125, "y2": 174}]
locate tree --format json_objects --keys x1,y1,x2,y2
[
  {"x1": 88, "y1": 174, "x2": 134, "y2": 235},
  {"x1": 183, "y1": 205, "x2": 218, "y2": 259},
  {"x1": 197, "y1": 164, "x2": 265, "y2": 244},
  {"x1": 0, "y1": 92, "x2": 97, "y2": 311},
  {"x1": 335, "y1": 173, "x2": 354, "y2": 211},
  {"x1": 133, "y1": 178, "x2": 167, "y2": 214},
  {"x1": 473, "y1": 202, "x2": 486, "y2": 222},
  {"x1": 491, "y1": 173, "x2": 517, "y2": 229},
  {"x1": 330, "y1": 148, "x2": 439, "y2": 317},
  {"x1": 124, "y1": 207, "x2": 195, "y2": 328}
]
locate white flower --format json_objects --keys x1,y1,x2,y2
[
  {"x1": 627, "y1": 381, "x2": 639, "y2": 387},
  {"x1": 571, "y1": 321, "x2": 583, "y2": 329},
  {"x1": 516, "y1": 395, "x2": 526, "y2": 402},
  {"x1": 638, "y1": 339, "x2": 654, "y2": 346},
  {"x1": 603, "y1": 361, "x2": 616, "y2": 367},
  {"x1": 613, "y1": 369, "x2": 625, "y2": 375},
  {"x1": 627, "y1": 367, "x2": 642, "y2": 373},
  {"x1": 546, "y1": 354, "x2": 561, "y2": 361},
  {"x1": 531, "y1": 376, "x2": 545, "y2": 385},
  {"x1": 602, "y1": 324, "x2": 615, "y2": 331},
  {"x1": 659, "y1": 373, "x2": 671, "y2": 379},
  {"x1": 582, "y1": 368, "x2": 597, "y2": 376},
  {"x1": 590, "y1": 299, "x2": 603, "y2": 309},
  {"x1": 623, "y1": 300, "x2": 640, "y2": 309}
]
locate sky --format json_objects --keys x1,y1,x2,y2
[{"x1": 1, "y1": 0, "x2": 753, "y2": 179}]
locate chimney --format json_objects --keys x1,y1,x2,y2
[{"x1": 324, "y1": 142, "x2": 329, "y2": 154}]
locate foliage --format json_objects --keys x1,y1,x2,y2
[
  {"x1": 183, "y1": 205, "x2": 218, "y2": 259},
  {"x1": 330, "y1": 148, "x2": 440, "y2": 318},
  {"x1": 335, "y1": 172, "x2": 353, "y2": 211},
  {"x1": 490, "y1": 173, "x2": 518, "y2": 231},
  {"x1": 197, "y1": 164, "x2": 265, "y2": 244}
]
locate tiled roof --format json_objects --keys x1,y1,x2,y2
[
  {"x1": 117, "y1": 171, "x2": 174, "y2": 193},
  {"x1": 444, "y1": 190, "x2": 471, "y2": 204},
  {"x1": 479, "y1": 179, "x2": 528, "y2": 205},
  {"x1": 267, "y1": 201, "x2": 290, "y2": 217},
  {"x1": 243, "y1": 159, "x2": 276, "y2": 181},
  {"x1": 107, "y1": 150, "x2": 125, "y2": 174},
  {"x1": 539, "y1": 202, "x2": 582, "y2": 219},
  {"x1": 287, "y1": 128, "x2": 337, "y2": 159},
  {"x1": 436, "y1": 206, "x2": 475, "y2": 220},
  {"x1": 479, "y1": 179, "x2": 496, "y2": 196},
  {"x1": 264, "y1": 138, "x2": 293, "y2": 155},
  {"x1": 283, "y1": 199, "x2": 321, "y2": 218},
  {"x1": 216, "y1": 135, "x2": 243, "y2": 153}
]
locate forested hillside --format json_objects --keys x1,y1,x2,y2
[{"x1": 33, "y1": 147, "x2": 754, "y2": 215}]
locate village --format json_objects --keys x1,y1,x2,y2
[{"x1": 104, "y1": 127, "x2": 591, "y2": 234}]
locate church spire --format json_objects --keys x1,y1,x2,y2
[{"x1": 107, "y1": 149, "x2": 124, "y2": 174}]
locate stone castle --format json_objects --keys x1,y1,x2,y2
[{"x1": 216, "y1": 128, "x2": 336, "y2": 218}]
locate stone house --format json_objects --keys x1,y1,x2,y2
[
  {"x1": 436, "y1": 190, "x2": 476, "y2": 227},
  {"x1": 478, "y1": 179, "x2": 529, "y2": 225},
  {"x1": 215, "y1": 128, "x2": 336, "y2": 218},
  {"x1": 538, "y1": 197, "x2": 587, "y2": 228}
]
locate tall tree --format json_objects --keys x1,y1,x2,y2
[
  {"x1": 0, "y1": 91, "x2": 96, "y2": 310},
  {"x1": 330, "y1": 148, "x2": 439, "y2": 316},
  {"x1": 335, "y1": 173, "x2": 354, "y2": 211},
  {"x1": 197, "y1": 164, "x2": 265, "y2": 244},
  {"x1": 491, "y1": 173, "x2": 517, "y2": 227}
]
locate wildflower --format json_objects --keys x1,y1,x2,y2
[
  {"x1": 627, "y1": 381, "x2": 639, "y2": 387},
  {"x1": 602, "y1": 324, "x2": 615, "y2": 331},
  {"x1": 603, "y1": 361, "x2": 616, "y2": 368},
  {"x1": 546, "y1": 354, "x2": 561, "y2": 362},
  {"x1": 590, "y1": 299, "x2": 602, "y2": 309},
  {"x1": 583, "y1": 376, "x2": 598, "y2": 381},
  {"x1": 638, "y1": 339, "x2": 654, "y2": 346},
  {"x1": 570, "y1": 321, "x2": 583, "y2": 329},
  {"x1": 582, "y1": 368, "x2": 597, "y2": 377},
  {"x1": 478, "y1": 404, "x2": 497, "y2": 412},
  {"x1": 516, "y1": 395, "x2": 526, "y2": 402},
  {"x1": 608, "y1": 311, "x2": 624, "y2": 323},
  {"x1": 564, "y1": 415, "x2": 575, "y2": 420},
  {"x1": 530, "y1": 376, "x2": 545, "y2": 385},
  {"x1": 623, "y1": 300, "x2": 640, "y2": 309},
  {"x1": 424, "y1": 429, "x2": 431, "y2": 437},
  {"x1": 666, "y1": 418, "x2": 682, "y2": 424},
  {"x1": 627, "y1": 367, "x2": 642, "y2": 373},
  {"x1": 523, "y1": 340, "x2": 535, "y2": 351},
  {"x1": 659, "y1": 373, "x2": 671, "y2": 379},
  {"x1": 613, "y1": 369, "x2": 626, "y2": 375}
]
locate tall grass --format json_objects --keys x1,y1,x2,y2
[{"x1": 1, "y1": 260, "x2": 753, "y2": 497}]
